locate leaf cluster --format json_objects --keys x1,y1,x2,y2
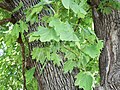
[
  {"x1": 98, "y1": 0, "x2": 120, "y2": 14},
  {"x1": 0, "y1": 0, "x2": 110, "y2": 90}
]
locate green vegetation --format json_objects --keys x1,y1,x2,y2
[{"x1": 0, "y1": 0, "x2": 120, "y2": 90}]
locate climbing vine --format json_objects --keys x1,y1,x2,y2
[{"x1": 0, "y1": 0, "x2": 120, "y2": 90}]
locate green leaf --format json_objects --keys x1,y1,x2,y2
[
  {"x1": 25, "y1": 4, "x2": 42, "y2": 24},
  {"x1": 0, "y1": 0, "x2": 3, "y2": 2},
  {"x1": 25, "y1": 67, "x2": 36, "y2": 84},
  {"x1": 75, "y1": 72, "x2": 93, "y2": 90},
  {"x1": 79, "y1": 8, "x2": 87, "y2": 15},
  {"x1": 96, "y1": 40, "x2": 103, "y2": 50},
  {"x1": 78, "y1": 13, "x2": 85, "y2": 18},
  {"x1": 49, "y1": 18, "x2": 79, "y2": 41},
  {"x1": 19, "y1": 20, "x2": 28, "y2": 33},
  {"x1": 30, "y1": 15, "x2": 39, "y2": 24},
  {"x1": 103, "y1": 7, "x2": 112, "y2": 14},
  {"x1": 61, "y1": 0, "x2": 71, "y2": 9},
  {"x1": 75, "y1": 42, "x2": 81, "y2": 49},
  {"x1": 81, "y1": 55, "x2": 90, "y2": 67},
  {"x1": 79, "y1": 0, "x2": 87, "y2": 7},
  {"x1": 70, "y1": 1, "x2": 79, "y2": 13},
  {"x1": 69, "y1": 1, "x2": 87, "y2": 18},
  {"x1": 29, "y1": 26, "x2": 60, "y2": 42},
  {"x1": 51, "y1": 52, "x2": 62, "y2": 66},
  {"x1": 29, "y1": 32, "x2": 40, "y2": 42},
  {"x1": 29, "y1": 35, "x2": 39, "y2": 42},
  {"x1": 38, "y1": 26, "x2": 59, "y2": 42},
  {"x1": 31, "y1": 48, "x2": 46, "y2": 64},
  {"x1": 83, "y1": 45, "x2": 100, "y2": 58},
  {"x1": 31, "y1": 47, "x2": 40, "y2": 60},
  {"x1": 60, "y1": 31, "x2": 79, "y2": 41},
  {"x1": 49, "y1": 18, "x2": 64, "y2": 34},
  {"x1": 63, "y1": 60, "x2": 76, "y2": 73},
  {"x1": 46, "y1": 50, "x2": 51, "y2": 60},
  {"x1": 5, "y1": 34, "x2": 16, "y2": 45},
  {"x1": 31, "y1": 6, "x2": 43, "y2": 15},
  {"x1": 31, "y1": 47, "x2": 50, "y2": 64},
  {"x1": 65, "y1": 51, "x2": 76, "y2": 60},
  {"x1": 12, "y1": 1, "x2": 23, "y2": 13},
  {"x1": 11, "y1": 24, "x2": 20, "y2": 38}
]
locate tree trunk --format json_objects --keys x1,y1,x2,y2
[
  {"x1": 92, "y1": 2, "x2": 120, "y2": 90},
  {"x1": 3, "y1": 0, "x2": 79, "y2": 90}
]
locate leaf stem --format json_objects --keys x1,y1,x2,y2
[{"x1": 63, "y1": 45, "x2": 79, "y2": 57}]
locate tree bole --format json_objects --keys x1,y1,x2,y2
[{"x1": 92, "y1": 4, "x2": 120, "y2": 90}]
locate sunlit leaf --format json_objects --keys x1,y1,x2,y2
[
  {"x1": 75, "y1": 72, "x2": 93, "y2": 90},
  {"x1": 38, "y1": 26, "x2": 59, "y2": 42},
  {"x1": 63, "y1": 60, "x2": 76, "y2": 73},
  {"x1": 61, "y1": 0, "x2": 71, "y2": 9},
  {"x1": 26, "y1": 67, "x2": 36, "y2": 84},
  {"x1": 83, "y1": 45, "x2": 100, "y2": 58},
  {"x1": 51, "y1": 52, "x2": 62, "y2": 66}
]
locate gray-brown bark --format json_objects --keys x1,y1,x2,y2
[
  {"x1": 2, "y1": 0, "x2": 79, "y2": 90},
  {"x1": 92, "y1": 1, "x2": 120, "y2": 90}
]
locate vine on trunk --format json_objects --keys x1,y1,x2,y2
[
  {"x1": 17, "y1": 33, "x2": 27, "y2": 90},
  {"x1": 0, "y1": 0, "x2": 120, "y2": 90}
]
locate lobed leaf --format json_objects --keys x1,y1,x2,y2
[{"x1": 75, "y1": 72, "x2": 94, "y2": 90}]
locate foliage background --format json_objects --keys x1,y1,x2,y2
[{"x1": 0, "y1": 0, "x2": 120, "y2": 90}]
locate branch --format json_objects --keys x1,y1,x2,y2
[
  {"x1": 88, "y1": 0, "x2": 100, "y2": 7},
  {"x1": 0, "y1": 17, "x2": 16, "y2": 25},
  {"x1": 63, "y1": 45, "x2": 79, "y2": 57},
  {"x1": 62, "y1": 44, "x2": 89, "y2": 58},
  {"x1": 17, "y1": 33, "x2": 27, "y2": 90}
]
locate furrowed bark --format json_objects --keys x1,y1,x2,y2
[
  {"x1": 0, "y1": 2, "x2": 12, "y2": 11},
  {"x1": 92, "y1": 0, "x2": 120, "y2": 89}
]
